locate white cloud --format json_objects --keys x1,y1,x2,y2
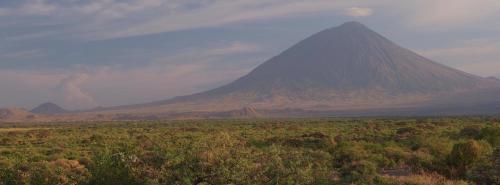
[
  {"x1": 0, "y1": 70, "x2": 64, "y2": 109},
  {"x1": 0, "y1": 42, "x2": 261, "y2": 109},
  {"x1": 343, "y1": 7, "x2": 373, "y2": 17},
  {"x1": 81, "y1": 42, "x2": 261, "y2": 106},
  {"x1": 56, "y1": 73, "x2": 97, "y2": 109},
  {"x1": 0, "y1": 70, "x2": 98, "y2": 110}
]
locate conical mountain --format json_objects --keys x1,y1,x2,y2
[
  {"x1": 208, "y1": 21, "x2": 481, "y2": 95},
  {"x1": 100, "y1": 22, "x2": 498, "y2": 114},
  {"x1": 154, "y1": 22, "x2": 487, "y2": 110},
  {"x1": 31, "y1": 102, "x2": 68, "y2": 115}
]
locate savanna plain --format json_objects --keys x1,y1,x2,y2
[{"x1": 0, "y1": 117, "x2": 499, "y2": 185}]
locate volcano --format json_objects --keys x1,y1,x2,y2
[
  {"x1": 95, "y1": 22, "x2": 500, "y2": 116},
  {"x1": 31, "y1": 102, "x2": 68, "y2": 115}
]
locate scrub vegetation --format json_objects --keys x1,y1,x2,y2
[{"x1": 0, "y1": 117, "x2": 499, "y2": 185}]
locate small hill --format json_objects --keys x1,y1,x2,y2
[
  {"x1": 487, "y1": 76, "x2": 500, "y2": 81},
  {"x1": 31, "y1": 102, "x2": 68, "y2": 115},
  {"x1": 0, "y1": 108, "x2": 37, "y2": 122},
  {"x1": 206, "y1": 107, "x2": 262, "y2": 118},
  {"x1": 227, "y1": 107, "x2": 262, "y2": 118}
]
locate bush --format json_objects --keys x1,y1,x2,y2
[
  {"x1": 459, "y1": 126, "x2": 482, "y2": 138},
  {"x1": 448, "y1": 140, "x2": 492, "y2": 178},
  {"x1": 449, "y1": 140, "x2": 481, "y2": 167},
  {"x1": 87, "y1": 147, "x2": 142, "y2": 185},
  {"x1": 341, "y1": 160, "x2": 378, "y2": 184},
  {"x1": 479, "y1": 126, "x2": 500, "y2": 147},
  {"x1": 0, "y1": 159, "x2": 90, "y2": 185},
  {"x1": 468, "y1": 147, "x2": 500, "y2": 185},
  {"x1": 0, "y1": 118, "x2": 498, "y2": 184}
]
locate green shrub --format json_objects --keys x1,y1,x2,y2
[
  {"x1": 0, "y1": 118, "x2": 498, "y2": 184},
  {"x1": 479, "y1": 126, "x2": 500, "y2": 147},
  {"x1": 459, "y1": 126, "x2": 482, "y2": 138},
  {"x1": 87, "y1": 147, "x2": 142, "y2": 185},
  {"x1": 448, "y1": 140, "x2": 492, "y2": 178}
]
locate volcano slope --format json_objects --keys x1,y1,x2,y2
[{"x1": 80, "y1": 22, "x2": 500, "y2": 117}]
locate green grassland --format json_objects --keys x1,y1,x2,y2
[{"x1": 0, "y1": 117, "x2": 499, "y2": 185}]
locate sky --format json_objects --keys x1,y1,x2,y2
[{"x1": 1, "y1": 0, "x2": 500, "y2": 110}]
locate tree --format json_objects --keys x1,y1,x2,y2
[{"x1": 448, "y1": 140, "x2": 481, "y2": 177}]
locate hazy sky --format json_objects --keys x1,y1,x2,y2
[{"x1": 1, "y1": 0, "x2": 500, "y2": 110}]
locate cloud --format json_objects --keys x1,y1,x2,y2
[
  {"x1": 419, "y1": 38, "x2": 500, "y2": 60},
  {"x1": 75, "y1": 0, "x2": 164, "y2": 20},
  {"x1": 0, "y1": 49, "x2": 45, "y2": 59},
  {"x1": 19, "y1": 0, "x2": 57, "y2": 16},
  {"x1": 80, "y1": 42, "x2": 261, "y2": 106},
  {"x1": 92, "y1": 0, "x2": 356, "y2": 39},
  {"x1": 0, "y1": 1, "x2": 57, "y2": 17},
  {"x1": 403, "y1": 0, "x2": 500, "y2": 29},
  {"x1": 4, "y1": 0, "x2": 500, "y2": 39},
  {"x1": 420, "y1": 46, "x2": 500, "y2": 61},
  {"x1": 56, "y1": 73, "x2": 97, "y2": 109},
  {"x1": 204, "y1": 42, "x2": 260, "y2": 56},
  {"x1": 0, "y1": 70, "x2": 64, "y2": 109},
  {"x1": 0, "y1": 42, "x2": 262, "y2": 109},
  {"x1": 419, "y1": 38, "x2": 500, "y2": 77},
  {"x1": 0, "y1": 0, "x2": 363, "y2": 40},
  {"x1": 0, "y1": 70, "x2": 97, "y2": 110},
  {"x1": 158, "y1": 41, "x2": 260, "y2": 62},
  {"x1": 457, "y1": 62, "x2": 500, "y2": 78},
  {"x1": 343, "y1": 7, "x2": 374, "y2": 17}
]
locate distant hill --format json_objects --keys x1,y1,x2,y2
[
  {"x1": 218, "y1": 107, "x2": 262, "y2": 118},
  {"x1": 487, "y1": 76, "x2": 500, "y2": 81},
  {"x1": 31, "y1": 103, "x2": 68, "y2": 115},
  {"x1": 96, "y1": 21, "x2": 499, "y2": 116},
  {"x1": 0, "y1": 108, "x2": 37, "y2": 122}
]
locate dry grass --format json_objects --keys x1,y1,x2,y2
[
  {"x1": 381, "y1": 173, "x2": 469, "y2": 185},
  {"x1": 0, "y1": 127, "x2": 48, "y2": 132}
]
